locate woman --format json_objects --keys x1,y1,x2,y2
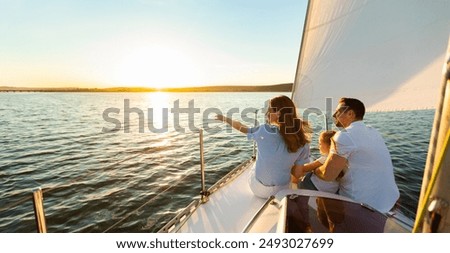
[{"x1": 216, "y1": 95, "x2": 311, "y2": 198}]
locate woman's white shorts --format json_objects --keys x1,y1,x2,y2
[{"x1": 248, "y1": 168, "x2": 289, "y2": 199}]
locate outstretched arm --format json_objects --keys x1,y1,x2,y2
[{"x1": 215, "y1": 114, "x2": 249, "y2": 134}]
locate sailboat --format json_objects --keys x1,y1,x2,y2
[{"x1": 159, "y1": 0, "x2": 450, "y2": 233}]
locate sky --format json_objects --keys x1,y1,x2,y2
[{"x1": 0, "y1": 0, "x2": 307, "y2": 88}]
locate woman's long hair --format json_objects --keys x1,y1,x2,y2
[{"x1": 270, "y1": 95, "x2": 311, "y2": 152}]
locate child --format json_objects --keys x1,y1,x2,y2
[{"x1": 292, "y1": 130, "x2": 340, "y2": 193}]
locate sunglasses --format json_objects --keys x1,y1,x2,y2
[{"x1": 332, "y1": 106, "x2": 349, "y2": 118}]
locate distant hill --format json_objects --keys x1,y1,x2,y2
[
  {"x1": 161, "y1": 83, "x2": 292, "y2": 92},
  {"x1": 0, "y1": 83, "x2": 292, "y2": 93}
]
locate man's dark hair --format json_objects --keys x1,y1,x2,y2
[{"x1": 339, "y1": 98, "x2": 365, "y2": 120}]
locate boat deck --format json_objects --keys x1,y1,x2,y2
[
  {"x1": 179, "y1": 160, "x2": 267, "y2": 232},
  {"x1": 170, "y1": 159, "x2": 412, "y2": 233}
]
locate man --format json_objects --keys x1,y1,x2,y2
[{"x1": 309, "y1": 98, "x2": 399, "y2": 213}]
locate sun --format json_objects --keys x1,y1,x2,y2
[{"x1": 115, "y1": 46, "x2": 203, "y2": 88}]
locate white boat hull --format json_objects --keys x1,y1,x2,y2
[{"x1": 161, "y1": 158, "x2": 412, "y2": 233}]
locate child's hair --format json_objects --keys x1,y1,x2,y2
[
  {"x1": 320, "y1": 130, "x2": 336, "y2": 146},
  {"x1": 320, "y1": 130, "x2": 344, "y2": 179}
]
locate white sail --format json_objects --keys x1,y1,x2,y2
[
  {"x1": 163, "y1": 0, "x2": 450, "y2": 234},
  {"x1": 292, "y1": 0, "x2": 450, "y2": 111}
]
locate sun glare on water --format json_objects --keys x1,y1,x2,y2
[{"x1": 146, "y1": 91, "x2": 171, "y2": 130}]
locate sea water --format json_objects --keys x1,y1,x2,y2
[{"x1": 0, "y1": 92, "x2": 432, "y2": 232}]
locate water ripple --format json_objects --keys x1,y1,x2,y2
[{"x1": 0, "y1": 93, "x2": 432, "y2": 232}]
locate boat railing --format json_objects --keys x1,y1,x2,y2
[
  {"x1": 242, "y1": 195, "x2": 275, "y2": 233},
  {"x1": 158, "y1": 157, "x2": 255, "y2": 233},
  {"x1": 0, "y1": 187, "x2": 49, "y2": 233},
  {"x1": 158, "y1": 156, "x2": 255, "y2": 233},
  {"x1": 157, "y1": 199, "x2": 201, "y2": 233},
  {"x1": 159, "y1": 112, "x2": 259, "y2": 233},
  {"x1": 199, "y1": 128, "x2": 209, "y2": 203},
  {"x1": 2, "y1": 155, "x2": 202, "y2": 233},
  {"x1": 252, "y1": 110, "x2": 258, "y2": 159},
  {"x1": 198, "y1": 110, "x2": 259, "y2": 201},
  {"x1": 6, "y1": 110, "x2": 259, "y2": 233},
  {"x1": 32, "y1": 188, "x2": 47, "y2": 233}
]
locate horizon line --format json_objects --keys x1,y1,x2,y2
[{"x1": 0, "y1": 83, "x2": 293, "y2": 93}]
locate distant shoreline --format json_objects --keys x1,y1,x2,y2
[{"x1": 0, "y1": 83, "x2": 292, "y2": 93}]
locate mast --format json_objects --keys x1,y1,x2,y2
[
  {"x1": 291, "y1": 0, "x2": 312, "y2": 100},
  {"x1": 414, "y1": 38, "x2": 450, "y2": 232}
]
